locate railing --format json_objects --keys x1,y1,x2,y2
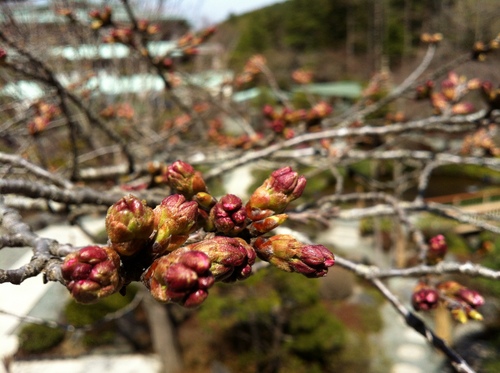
[{"x1": 424, "y1": 188, "x2": 500, "y2": 208}]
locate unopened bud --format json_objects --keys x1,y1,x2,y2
[
  {"x1": 456, "y1": 288, "x2": 484, "y2": 308},
  {"x1": 253, "y1": 235, "x2": 334, "y2": 278},
  {"x1": 166, "y1": 160, "x2": 208, "y2": 199},
  {"x1": 143, "y1": 249, "x2": 213, "y2": 307},
  {"x1": 209, "y1": 194, "x2": 247, "y2": 235},
  {"x1": 105, "y1": 195, "x2": 154, "y2": 256},
  {"x1": 186, "y1": 236, "x2": 256, "y2": 282},
  {"x1": 426, "y1": 234, "x2": 447, "y2": 265},
  {"x1": 247, "y1": 214, "x2": 288, "y2": 236},
  {"x1": 411, "y1": 283, "x2": 439, "y2": 311},
  {"x1": 61, "y1": 245, "x2": 122, "y2": 304},
  {"x1": 153, "y1": 194, "x2": 198, "y2": 256},
  {"x1": 451, "y1": 307, "x2": 468, "y2": 324},
  {"x1": 246, "y1": 167, "x2": 306, "y2": 221}
]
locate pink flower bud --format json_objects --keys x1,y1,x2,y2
[
  {"x1": 194, "y1": 192, "x2": 217, "y2": 211},
  {"x1": 105, "y1": 195, "x2": 154, "y2": 256},
  {"x1": 143, "y1": 249, "x2": 213, "y2": 307},
  {"x1": 166, "y1": 160, "x2": 208, "y2": 199},
  {"x1": 186, "y1": 236, "x2": 256, "y2": 282},
  {"x1": 246, "y1": 167, "x2": 306, "y2": 221},
  {"x1": 247, "y1": 214, "x2": 288, "y2": 236},
  {"x1": 209, "y1": 194, "x2": 247, "y2": 235},
  {"x1": 262, "y1": 104, "x2": 275, "y2": 119},
  {"x1": 153, "y1": 194, "x2": 198, "y2": 256},
  {"x1": 451, "y1": 102, "x2": 475, "y2": 115},
  {"x1": 253, "y1": 235, "x2": 334, "y2": 278},
  {"x1": 411, "y1": 284, "x2": 439, "y2": 311},
  {"x1": 456, "y1": 288, "x2": 484, "y2": 308},
  {"x1": 426, "y1": 234, "x2": 447, "y2": 265},
  {"x1": 437, "y1": 281, "x2": 485, "y2": 311},
  {"x1": 61, "y1": 246, "x2": 122, "y2": 304}
]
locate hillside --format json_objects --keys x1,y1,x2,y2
[{"x1": 212, "y1": 0, "x2": 500, "y2": 83}]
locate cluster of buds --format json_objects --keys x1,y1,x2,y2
[
  {"x1": 411, "y1": 282, "x2": 439, "y2": 311},
  {"x1": 208, "y1": 194, "x2": 247, "y2": 235},
  {"x1": 177, "y1": 26, "x2": 216, "y2": 50},
  {"x1": 438, "y1": 281, "x2": 485, "y2": 323},
  {"x1": 206, "y1": 118, "x2": 263, "y2": 149},
  {"x1": 416, "y1": 72, "x2": 480, "y2": 115},
  {"x1": 61, "y1": 246, "x2": 122, "y2": 304},
  {"x1": 89, "y1": 6, "x2": 113, "y2": 30},
  {"x1": 262, "y1": 101, "x2": 333, "y2": 138},
  {"x1": 426, "y1": 234, "x2": 447, "y2": 265},
  {"x1": 184, "y1": 236, "x2": 256, "y2": 282},
  {"x1": 164, "y1": 113, "x2": 191, "y2": 132},
  {"x1": 28, "y1": 101, "x2": 61, "y2": 135},
  {"x1": 103, "y1": 28, "x2": 134, "y2": 45},
  {"x1": 235, "y1": 54, "x2": 267, "y2": 87},
  {"x1": 412, "y1": 280, "x2": 485, "y2": 323},
  {"x1": 172, "y1": 26, "x2": 216, "y2": 58},
  {"x1": 420, "y1": 33, "x2": 443, "y2": 45},
  {"x1": 461, "y1": 124, "x2": 500, "y2": 157},
  {"x1": 143, "y1": 249, "x2": 214, "y2": 307},
  {"x1": 263, "y1": 105, "x2": 306, "y2": 139},
  {"x1": 99, "y1": 103, "x2": 135, "y2": 120},
  {"x1": 137, "y1": 19, "x2": 159, "y2": 35},
  {"x1": 471, "y1": 34, "x2": 500, "y2": 61},
  {"x1": 61, "y1": 162, "x2": 336, "y2": 307}
]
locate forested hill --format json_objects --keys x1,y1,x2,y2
[{"x1": 213, "y1": 0, "x2": 499, "y2": 80}]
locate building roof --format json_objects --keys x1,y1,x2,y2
[
  {"x1": 0, "y1": 1, "x2": 183, "y2": 24},
  {"x1": 293, "y1": 82, "x2": 362, "y2": 99}
]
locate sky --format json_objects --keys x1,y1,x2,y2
[{"x1": 170, "y1": 0, "x2": 286, "y2": 28}]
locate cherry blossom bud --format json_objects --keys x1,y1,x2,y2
[
  {"x1": 209, "y1": 194, "x2": 247, "y2": 235},
  {"x1": 143, "y1": 249, "x2": 213, "y2": 307},
  {"x1": 253, "y1": 235, "x2": 334, "y2": 278},
  {"x1": 262, "y1": 105, "x2": 275, "y2": 119},
  {"x1": 450, "y1": 306, "x2": 468, "y2": 324},
  {"x1": 308, "y1": 101, "x2": 332, "y2": 119},
  {"x1": 431, "y1": 92, "x2": 449, "y2": 114},
  {"x1": 456, "y1": 288, "x2": 485, "y2": 308},
  {"x1": 186, "y1": 236, "x2": 256, "y2": 282},
  {"x1": 451, "y1": 102, "x2": 475, "y2": 115},
  {"x1": 426, "y1": 234, "x2": 447, "y2": 265},
  {"x1": 438, "y1": 281, "x2": 485, "y2": 310},
  {"x1": 105, "y1": 195, "x2": 154, "y2": 256},
  {"x1": 153, "y1": 194, "x2": 198, "y2": 256},
  {"x1": 247, "y1": 214, "x2": 288, "y2": 236},
  {"x1": 194, "y1": 192, "x2": 217, "y2": 211},
  {"x1": 61, "y1": 245, "x2": 122, "y2": 304},
  {"x1": 466, "y1": 308, "x2": 483, "y2": 321},
  {"x1": 411, "y1": 283, "x2": 439, "y2": 311},
  {"x1": 415, "y1": 80, "x2": 434, "y2": 100},
  {"x1": 166, "y1": 160, "x2": 208, "y2": 199},
  {"x1": 246, "y1": 167, "x2": 307, "y2": 221}
]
